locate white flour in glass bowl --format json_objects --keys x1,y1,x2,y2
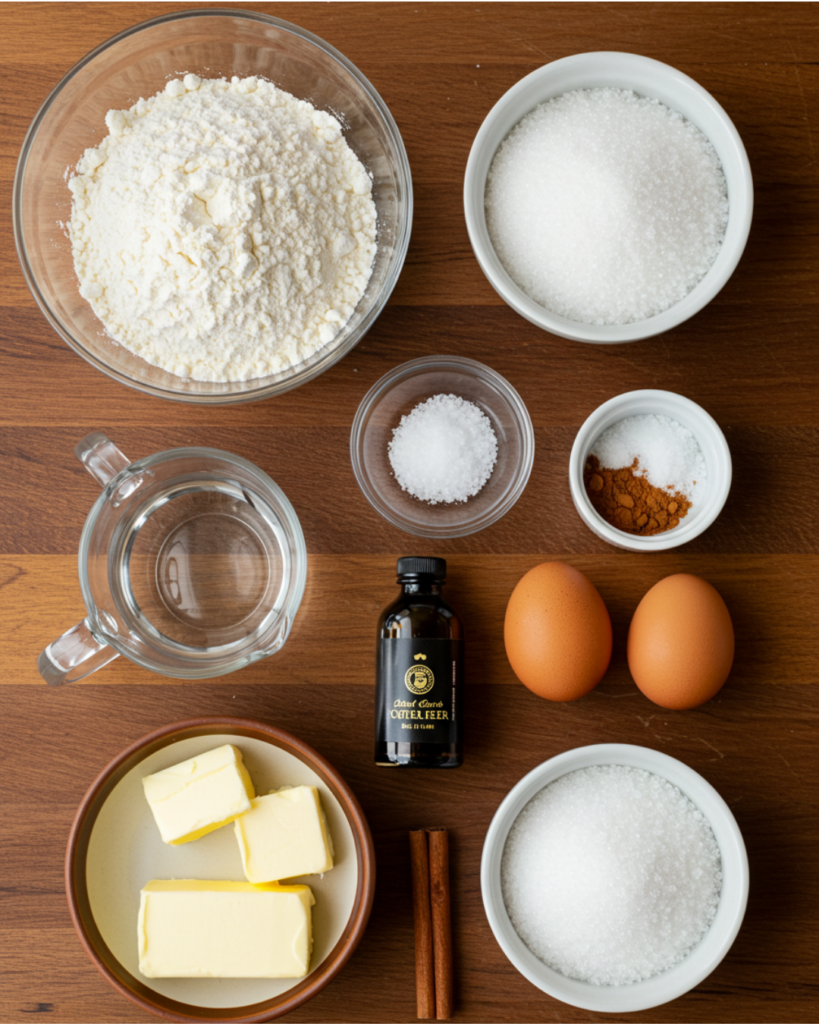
[{"x1": 68, "y1": 74, "x2": 377, "y2": 383}]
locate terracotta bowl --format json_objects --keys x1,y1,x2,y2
[{"x1": 66, "y1": 717, "x2": 375, "y2": 1022}]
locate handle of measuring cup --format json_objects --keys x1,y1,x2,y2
[
  {"x1": 75, "y1": 432, "x2": 131, "y2": 487},
  {"x1": 36, "y1": 432, "x2": 131, "y2": 685},
  {"x1": 37, "y1": 618, "x2": 120, "y2": 686}
]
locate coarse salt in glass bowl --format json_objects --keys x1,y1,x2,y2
[
  {"x1": 13, "y1": 9, "x2": 412, "y2": 404},
  {"x1": 350, "y1": 356, "x2": 535, "y2": 539}
]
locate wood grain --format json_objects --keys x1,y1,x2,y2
[
  {"x1": 3, "y1": 553, "x2": 818, "y2": 689},
  {"x1": 1, "y1": 3, "x2": 817, "y2": 1023}
]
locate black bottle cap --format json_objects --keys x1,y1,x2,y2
[{"x1": 397, "y1": 556, "x2": 447, "y2": 579}]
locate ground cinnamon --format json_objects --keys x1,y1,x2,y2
[{"x1": 584, "y1": 455, "x2": 692, "y2": 536}]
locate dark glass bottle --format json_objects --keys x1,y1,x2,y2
[{"x1": 374, "y1": 557, "x2": 463, "y2": 768}]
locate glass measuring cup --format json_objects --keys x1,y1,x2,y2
[{"x1": 38, "y1": 433, "x2": 307, "y2": 684}]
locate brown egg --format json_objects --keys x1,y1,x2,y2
[
  {"x1": 627, "y1": 574, "x2": 734, "y2": 709},
  {"x1": 504, "y1": 562, "x2": 612, "y2": 701}
]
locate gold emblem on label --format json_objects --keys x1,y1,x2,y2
[{"x1": 404, "y1": 662, "x2": 435, "y2": 696}]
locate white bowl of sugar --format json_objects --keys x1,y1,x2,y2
[
  {"x1": 481, "y1": 744, "x2": 749, "y2": 1013},
  {"x1": 464, "y1": 52, "x2": 753, "y2": 343},
  {"x1": 569, "y1": 389, "x2": 731, "y2": 552}
]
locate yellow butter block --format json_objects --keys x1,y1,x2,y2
[
  {"x1": 137, "y1": 880, "x2": 314, "y2": 978},
  {"x1": 142, "y1": 744, "x2": 255, "y2": 845},
  {"x1": 235, "y1": 785, "x2": 335, "y2": 883}
]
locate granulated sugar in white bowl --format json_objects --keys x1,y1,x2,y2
[
  {"x1": 591, "y1": 414, "x2": 707, "y2": 500},
  {"x1": 501, "y1": 765, "x2": 722, "y2": 986},
  {"x1": 481, "y1": 744, "x2": 749, "y2": 1013},
  {"x1": 485, "y1": 88, "x2": 728, "y2": 326},
  {"x1": 464, "y1": 52, "x2": 753, "y2": 344},
  {"x1": 569, "y1": 389, "x2": 731, "y2": 552}
]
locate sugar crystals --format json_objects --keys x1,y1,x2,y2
[
  {"x1": 584, "y1": 414, "x2": 707, "y2": 535},
  {"x1": 501, "y1": 765, "x2": 722, "y2": 986},
  {"x1": 485, "y1": 88, "x2": 729, "y2": 325}
]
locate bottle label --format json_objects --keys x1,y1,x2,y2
[{"x1": 376, "y1": 638, "x2": 463, "y2": 745}]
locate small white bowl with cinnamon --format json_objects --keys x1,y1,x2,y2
[{"x1": 569, "y1": 389, "x2": 732, "y2": 552}]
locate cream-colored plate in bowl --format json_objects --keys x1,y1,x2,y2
[{"x1": 67, "y1": 717, "x2": 375, "y2": 1021}]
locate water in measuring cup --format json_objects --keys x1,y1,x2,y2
[{"x1": 111, "y1": 477, "x2": 289, "y2": 653}]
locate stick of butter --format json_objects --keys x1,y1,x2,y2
[
  {"x1": 137, "y1": 880, "x2": 315, "y2": 978},
  {"x1": 142, "y1": 744, "x2": 255, "y2": 845},
  {"x1": 234, "y1": 785, "x2": 335, "y2": 883}
]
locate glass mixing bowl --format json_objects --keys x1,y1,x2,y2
[{"x1": 13, "y1": 9, "x2": 412, "y2": 404}]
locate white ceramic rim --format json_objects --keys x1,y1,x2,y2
[
  {"x1": 568, "y1": 389, "x2": 732, "y2": 551},
  {"x1": 480, "y1": 743, "x2": 749, "y2": 1013},
  {"x1": 349, "y1": 354, "x2": 535, "y2": 538},
  {"x1": 464, "y1": 51, "x2": 754, "y2": 343}
]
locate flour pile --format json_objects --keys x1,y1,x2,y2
[{"x1": 68, "y1": 75, "x2": 377, "y2": 382}]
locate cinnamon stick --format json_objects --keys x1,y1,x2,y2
[
  {"x1": 409, "y1": 829, "x2": 435, "y2": 1019},
  {"x1": 426, "y1": 828, "x2": 453, "y2": 1021}
]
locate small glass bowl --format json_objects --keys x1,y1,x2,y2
[
  {"x1": 350, "y1": 356, "x2": 534, "y2": 539},
  {"x1": 13, "y1": 9, "x2": 412, "y2": 404}
]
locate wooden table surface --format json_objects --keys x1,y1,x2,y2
[{"x1": 2, "y1": 2, "x2": 818, "y2": 1022}]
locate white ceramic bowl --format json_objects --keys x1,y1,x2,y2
[
  {"x1": 481, "y1": 744, "x2": 749, "y2": 1013},
  {"x1": 464, "y1": 52, "x2": 753, "y2": 343},
  {"x1": 569, "y1": 389, "x2": 731, "y2": 551}
]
